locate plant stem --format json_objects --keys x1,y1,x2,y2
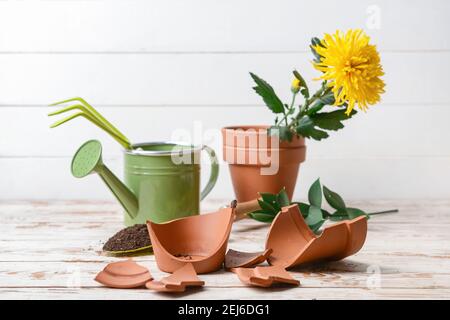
[
  {"x1": 288, "y1": 86, "x2": 329, "y2": 128},
  {"x1": 279, "y1": 92, "x2": 297, "y2": 126},
  {"x1": 368, "y1": 209, "x2": 399, "y2": 215}
]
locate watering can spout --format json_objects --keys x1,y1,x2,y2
[
  {"x1": 71, "y1": 140, "x2": 139, "y2": 219},
  {"x1": 97, "y1": 165, "x2": 139, "y2": 219}
]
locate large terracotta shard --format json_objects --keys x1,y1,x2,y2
[
  {"x1": 265, "y1": 204, "x2": 367, "y2": 268},
  {"x1": 224, "y1": 248, "x2": 272, "y2": 269},
  {"x1": 95, "y1": 259, "x2": 152, "y2": 289},
  {"x1": 145, "y1": 263, "x2": 205, "y2": 293},
  {"x1": 231, "y1": 265, "x2": 300, "y2": 287},
  {"x1": 147, "y1": 206, "x2": 235, "y2": 274}
]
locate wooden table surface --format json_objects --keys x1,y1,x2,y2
[{"x1": 0, "y1": 199, "x2": 449, "y2": 300}]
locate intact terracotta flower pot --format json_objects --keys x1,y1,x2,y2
[{"x1": 222, "y1": 126, "x2": 306, "y2": 202}]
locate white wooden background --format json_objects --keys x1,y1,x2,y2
[{"x1": 1, "y1": 0, "x2": 449, "y2": 200}]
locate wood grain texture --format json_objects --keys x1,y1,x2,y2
[{"x1": 0, "y1": 200, "x2": 449, "y2": 299}]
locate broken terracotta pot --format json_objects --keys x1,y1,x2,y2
[
  {"x1": 224, "y1": 248, "x2": 272, "y2": 269},
  {"x1": 231, "y1": 265, "x2": 299, "y2": 287},
  {"x1": 265, "y1": 204, "x2": 367, "y2": 268},
  {"x1": 145, "y1": 263, "x2": 205, "y2": 293},
  {"x1": 147, "y1": 206, "x2": 235, "y2": 274},
  {"x1": 95, "y1": 259, "x2": 152, "y2": 289}
]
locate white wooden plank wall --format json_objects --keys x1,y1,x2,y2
[{"x1": 0, "y1": 0, "x2": 449, "y2": 200}]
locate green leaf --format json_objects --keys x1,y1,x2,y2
[
  {"x1": 268, "y1": 126, "x2": 293, "y2": 142},
  {"x1": 307, "y1": 92, "x2": 335, "y2": 115},
  {"x1": 323, "y1": 185, "x2": 346, "y2": 210},
  {"x1": 292, "y1": 70, "x2": 309, "y2": 98},
  {"x1": 293, "y1": 202, "x2": 310, "y2": 218},
  {"x1": 257, "y1": 199, "x2": 278, "y2": 215},
  {"x1": 296, "y1": 116, "x2": 329, "y2": 141},
  {"x1": 248, "y1": 212, "x2": 275, "y2": 223},
  {"x1": 308, "y1": 178, "x2": 322, "y2": 207},
  {"x1": 346, "y1": 207, "x2": 370, "y2": 220},
  {"x1": 311, "y1": 109, "x2": 356, "y2": 131},
  {"x1": 328, "y1": 210, "x2": 349, "y2": 221},
  {"x1": 310, "y1": 37, "x2": 323, "y2": 63},
  {"x1": 249, "y1": 72, "x2": 285, "y2": 114},
  {"x1": 321, "y1": 208, "x2": 332, "y2": 218},
  {"x1": 276, "y1": 188, "x2": 290, "y2": 207},
  {"x1": 319, "y1": 92, "x2": 335, "y2": 105},
  {"x1": 259, "y1": 192, "x2": 281, "y2": 212},
  {"x1": 309, "y1": 219, "x2": 326, "y2": 234},
  {"x1": 305, "y1": 205, "x2": 323, "y2": 226}
]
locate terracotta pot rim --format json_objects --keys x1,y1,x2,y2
[
  {"x1": 221, "y1": 125, "x2": 305, "y2": 145},
  {"x1": 222, "y1": 125, "x2": 270, "y2": 132}
]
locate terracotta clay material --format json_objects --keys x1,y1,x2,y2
[
  {"x1": 222, "y1": 126, "x2": 306, "y2": 202},
  {"x1": 145, "y1": 280, "x2": 186, "y2": 293},
  {"x1": 265, "y1": 204, "x2": 368, "y2": 268},
  {"x1": 145, "y1": 263, "x2": 205, "y2": 293},
  {"x1": 95, "y1": 259, "x2": 152, "y2": 289},
  {"x1": 147, "y1": 206, "x2": 235, "y2": 274},
  {"x1": 231, "y1": 265, "x2": 300, "y2": 287},
  {"x1": 161, "y1": 263, "x2": 205, "y2": 287},
  {"x1": 224, "y1": 248, "x2": 272, "y2": 269}
]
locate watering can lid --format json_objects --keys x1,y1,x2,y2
[{"x1": 125, "y1": 141, "x2": 203, "y2": 156}]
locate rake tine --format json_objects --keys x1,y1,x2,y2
[
  {"x1": 48, "y1": 104, "x2": 95, "y2": 117},
  {"x1": 49, "y1": 97, "x2": 130, "y2": 144},
  {"x1": 49, "y1": 111, "x2": 131, "y2": 150}
]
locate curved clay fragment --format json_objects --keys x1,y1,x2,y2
[
  {"x1": 265, "y1": 204, "x2": 367, "y2": 268},
  {"x1": 224, "y1": 248, "x2": 272, "y2": 269},
  {"x1": 103, "y1": 259, "x2": 149, "y2": 276},
  {"x1": 147, "y1": 206, "x2": 235, "y2": 274},
  {"x1": 145, "y1": 280, "x2": 186, "y2": 293},
  {"x1": 95, "y1": 259, "x2": 152, "y2": 289},
  {"x1": 231, "y1": 265, "x2": 299, "y2": 288},
  {"x1": 145, "y1": 263, "x2": 205, "y2": 293}
]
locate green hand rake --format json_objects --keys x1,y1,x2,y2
[{"x1": 49, "y1": 97, "x2": 132, "y2": 150}]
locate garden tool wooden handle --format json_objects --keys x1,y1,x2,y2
[{"x1": 234, "y1": 198, "x2": 261, "y2": 221}]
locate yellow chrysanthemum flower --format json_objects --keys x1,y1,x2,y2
[{"x1": 313, "y1": 29, "x2": 385, "y2": 115}]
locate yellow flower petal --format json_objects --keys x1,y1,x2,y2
[{"x1": 312, "y1": 29, "x2": 385, "y2": 113}]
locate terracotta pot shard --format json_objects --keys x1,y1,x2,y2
[
  {"x1": 231, "y1": 265, "x2": 299, "y2": 287},
  {"x1": 145, "y1": 263, "x2": 205, "y2": 293},
  {"x1": 145, "y1": 280, "x2": 186, "y2": 293},
  {"x1": 95, "y1": 259, "x2": 152, "y2": 289},
  {"x1": 253, "y1": 265, "x2": 300, "y2": 286},
  {"x1": 265, "y1": 204, "x2": 368, "y2": 268},
  {"x1": 224, "y1": 248, "x2": 272, "y2": 269},
  {"x1": 147, "y1": 206, "x2": 235, "y2": 274},
  {"x1": 161, "y1": 263, "x2": 205, "y2": 287}
]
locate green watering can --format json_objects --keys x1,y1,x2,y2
[{"x1": 71, "y1": 140, "x2": 219, "y2": 225}]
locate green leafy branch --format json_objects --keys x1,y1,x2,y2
[
  {"x1": 248, "y1": 179, "x2": 398, "y2": 234},
  {"x1": 250, "y1": 38, "x2": 356, "y2": 142}
]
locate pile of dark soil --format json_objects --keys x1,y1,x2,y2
[{"x1": 103, "y1": 224, "x2": 151, "y2": 252}]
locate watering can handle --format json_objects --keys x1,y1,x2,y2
[{"x1": 200, "y1": 145, "x2": 219, "y2": 201}]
